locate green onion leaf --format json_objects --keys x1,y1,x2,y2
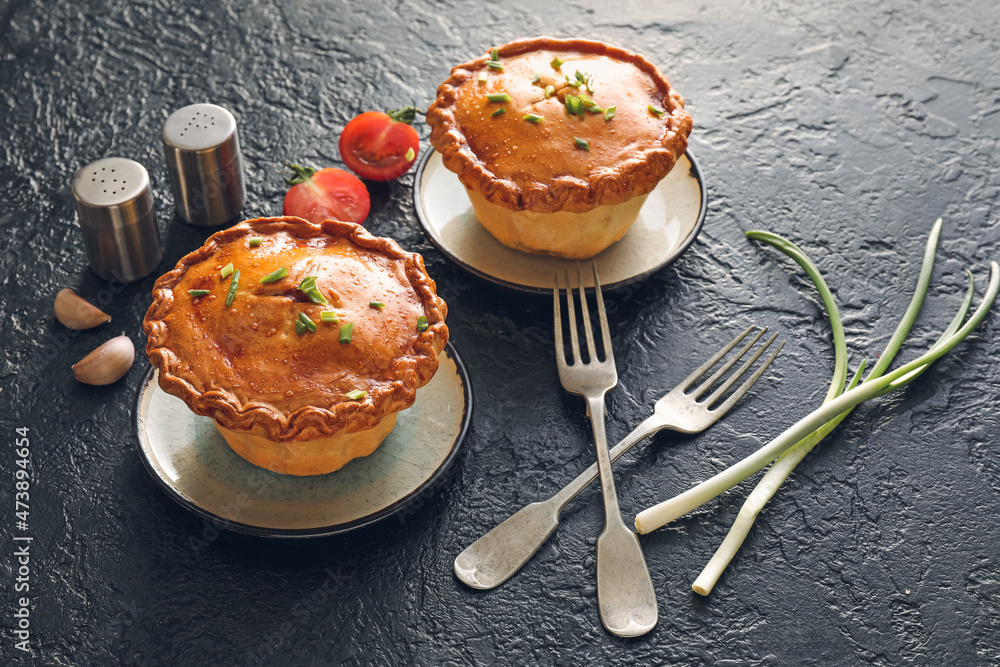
[
  {"x1": 578, "y1": 93, "x2": 595, "y2": 107},
  {"x1": 320, "y1": 311, "x2": 339, "y2": 323},
  {"x1": 345, "y1": 389, "x2": 367, "y2": 401},
  {"x1": 260, "y1": 267, "x2": 289, "y2": 284},
  {"x1": 565, "y1": 96, "x2": 584, "y2": 116},
  {"x1": 648, "y1": 104, "x2": 665, "y2": 117},
  {"x1": 490, "y1": 48, "x2": 499, "y2": 61},
  {"x1": 339, "y1": 322, "x2": 353, "y2": 343},
  {"x1": 417, "y1": 316, "x2": 429, "y2": 332},
  {"x1": 573, "y1": 136, "x2": 590, "y2": 151},
  {"x1": 531, "y1": 74, "x2": 540, "y2": 84},
  {"x1": 297, "y1": 311, "x2": 317, "y2": 333},
  {"x1": 486, "y1": 93, "x2": 511, "y2": 103},
  {"x1": 550, "y1": 56, "x2": 564, "y2": 68},
  {"x1": 604, "y1": 105, "x2": 616, "y2": 121},
  {"x1": 491, "y1": 107, "x2": 506, "y2": 118},
  {"x1": 370, "y1": 301, "x2": 385, "y2": 310},
  {"x1": 188, "y1": 289, "x2": 210, "y2": 297},
  {"x1": 248, "y1": 237, "x2": 263, "y2": 247},
  {"x1": 225, "y1": 269, "x2": 240, "y2": 308},
  {"x1": 220, "y1": 263, "x2": 234, "y2": 279},
  {"x1": 544, "y1": 85, "x2": 555, "y2": 99},
  {"x1": 486, "y1": 60, "x2": 505, "y2": 71},
  {"x1": 523, "y1": 113, "x2": 543, "y2": 124},
  {"x1": 404, "y1": 147, "x2": 415, "y2": 162},
  {"x1": 295, "y1": 320, "x2": 306, "y2": 336}
]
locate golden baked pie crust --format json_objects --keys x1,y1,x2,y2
[
  {"x1": 427, "y1": 36, "x2": 693, "y2": 214},
  {"x1": 143, "y1": 216, "x2": 448, "y2": 443}
]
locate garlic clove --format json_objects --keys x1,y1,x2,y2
[
  {"x1": 72, "y1": 335, "x2": 134, "y2": 385},
  {"x1": 54, "y1": 288, "x2": 111, "y2": 330}
]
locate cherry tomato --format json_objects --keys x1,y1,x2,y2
[
  {"x1": 281, "y1": 163, "x2": 370, "y2": 225},
  {"x1": 339, "y1": 107, "x2": 420, "y2": 181}
]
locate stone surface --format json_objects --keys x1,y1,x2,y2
[{"x1": 1, "y1": 0, "x2": 999, "y2": 665}]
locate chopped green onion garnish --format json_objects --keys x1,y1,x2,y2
[
  {"x1": 491, "y1": 107, "x2": 506, "y2": 118},
  {"x1": 648, "y1": 104, "x2": 665, "y2": 117},
  {"x1": 220, "y1": 263, "x2": 234, "y2": 279},
  {"x1": 478, "y1": 71, "x2": 488, "y2": 83},
  {"x1": 523, "y1": 113, "x2": 543, "y2": 124},
  {"x1": 573, "y1": 136, "x2": 590, "y2": 151},
  {"x1": 320, "y1": 311, "x2": 339, "y2": 322},
  {"x1": 486, "y1": 60, "x2": 504, "y2": 71},
  {"x1": 295, "y1": 320, "x2": 306, "y2": 336},
  {"x1": 417, "y1": 316, "x2": 429, "y2": 332},
  {"x1": 225, "y1": 269, "x2": 240, "y2": 308},
  {"x1": 587, "y1": 106, "x2": 605, "y2": 114},
  {"x1": 248, "y1": 237, "x2": 263, "y2": 247},
  {"x1": 298, "y1": 275, "x2": 317, "y2": 290},
  {"x1": 370, "y1": 301, "x2": 385, "y2": 310},
  {"x1": 604, "y1": 105, "x2": 616, "y2": 121},
  {"x1": 339, "y1": 322, "x2": 353, "y2": 344},
  {"x1": 490, "y1": 48, "x2": 499, "y2": 61},
  {"x1": 345, "y1": 389, "x2": 367, "y2": 401},
  {"x1": 486, "y1": 93, "x2": 511, "y2": 103},
  {"x1": 551, "y1": 56, "x2": 565, "y2": 68},
  {"x1": 188, "y1": 289, "x2": 210, "y2": 297},
  {"x1": 544, "y1": 85, "x2": 555, "y2": 99},
  {"x1": 566, "y1": 96, "x2": 584, "y2": 117},
  {"x1": 260, "y1": 267, "x2": 288, "y2": 283},
  {"x1": 306, "y1": 289, "x2": 327, "y2": 304},
  {"x1": 297, "y1": 311, "x2": 317, "y2": 333},
  {"x1": 531, "y1": 74, "x2": 540, "y2": 84},
  {"x1": 404, "y1": 147, "x2": 415, "y2": 162},
  {"x1": 578, "y1": 93, "x2": 595, "y2": 107}
]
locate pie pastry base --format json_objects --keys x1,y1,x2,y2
[
  {"x1": 215, "y1": 413, "x2": 399, "y2": 477},
  {"x1": 467, "y1": 189, "x2": 648, "y2": 259}
]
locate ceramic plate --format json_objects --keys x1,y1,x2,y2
[
  {"x1": 133, "y1": 343, "x2": 472, "y2": 538},
  {"x1": 413, "y1": 149, "x2": 706, "y2": 293}
]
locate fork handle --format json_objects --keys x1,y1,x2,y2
[
  {"x1": 453, "y1": 414, "x2": 664, "y2": 590},
  {"x1": 587, "y1": 396, "x2": 622, "y2": 519},
  {"x1": 551, "y1": 414, "x2": 664, "y2": 508}
]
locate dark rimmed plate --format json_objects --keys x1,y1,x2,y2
[
  {"x1": 133, "y1": 343, "x2": 472, "y2": 538},
  {"x1": 413, "y1": 149, "x2": 707, "y2": 294}
]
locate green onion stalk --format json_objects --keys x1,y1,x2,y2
[
  {"x1": 633, "y1": 222, "x2": 998, "y2": 577},
  {"x1": 692, "y1": 220, "x2": 974, "y2": 594}
]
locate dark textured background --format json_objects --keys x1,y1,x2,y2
[{"x1": 2, "y1": 0, "x2": 999, "y2": 664}]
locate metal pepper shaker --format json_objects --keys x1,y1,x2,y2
[
  {"x1": 162, "y1": 103, "x2": 246, "y2": 226},
  {"x1": 71, "y1": 157, "x2": 162, "y2": 282}
]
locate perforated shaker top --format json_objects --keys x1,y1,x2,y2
[
  {"x1": 162, "y1": 103, "x2": 238, "y2": 153},
  {"x1": 71, "y1": 157, "x2": 150, "y2": 208}
]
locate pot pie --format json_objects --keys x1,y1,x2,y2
[
  {"x1": 427, "y1": 37, "x2": 693, "y2": 260},
  {"x1": 143, "y1": 216, "x2": 448, "y2": 476}
]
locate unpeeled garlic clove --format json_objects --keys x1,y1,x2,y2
[
  {"x1": 54, "y1": 289, "x2": 111, "y2": 329},
  {"x1": 72, "y1": 335, "x2": 134, "y2": 385}
]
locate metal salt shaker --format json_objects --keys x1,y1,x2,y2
[
  {"x1": 71, "y1": 157, "x2": 162, "y2": 282},
  {"x1": 162, "y1": 103, "x2": 246, "y2": 226}
]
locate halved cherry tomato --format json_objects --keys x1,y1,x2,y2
[
  {"x1": 281, "y1": 163, "x2": 370, "y2": 225},
  {"x1": 338, "y1": 107, "x2": 420, "y2": 181}
]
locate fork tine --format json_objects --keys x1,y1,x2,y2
[
  {"x1": 592, "y1": 262, "x2": 613, "y2": 364},
  {"x1": 707, "y1": 338, "x2": 785, "y2": 414},
  {"x1": 701, "y1": 331, "x2": 781, "y2": 406},
  {"x1": 677, "y1": 326, "x2": 757, "y2": 393},
  {"x1": 576, "y1": 263, "x2": 597, "y2": 362},
  {"x1": 563, "y1": 270, "x2": 581, "y2": 365},
  {"x1": 553, "y1": 274, "x2": 566, "y2": 367},
  {"x1": 690, "y1": 327, "x2": 767, "y2": 398}
]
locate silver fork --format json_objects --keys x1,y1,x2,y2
[
  {"x1": 454, "y1": 317, "x2": 783, "y2": 600},
  {"x1": 558, "y1": 263, "x2": 656, "y2": 637}
]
